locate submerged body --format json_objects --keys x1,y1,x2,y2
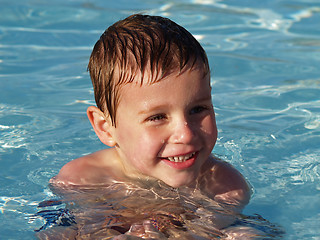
[{"x1": 42, "y1": 177, "x2": 256, "y2": 239}]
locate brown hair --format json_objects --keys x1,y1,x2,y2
[{"x1": 88, "y1": 14, "x2": 209, "y2": 126}]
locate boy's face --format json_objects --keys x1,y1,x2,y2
[{"x1": 112, "y1": 64, "x2": 217, "y2": 188}]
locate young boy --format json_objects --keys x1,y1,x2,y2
[{"x1": 50, "y1": 14, "x2": 250, "y2": 237}]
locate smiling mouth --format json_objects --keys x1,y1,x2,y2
[{"x1": 166, "y1": 152, "x2": 196, "y2": 163}]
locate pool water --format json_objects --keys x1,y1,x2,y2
[{"x1": 0, "y1": 0, "x2": 319, "y2": 239}]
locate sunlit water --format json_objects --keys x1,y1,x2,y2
[{"x1": 0, "y1": 0, "x2": 319, "y2": 239}]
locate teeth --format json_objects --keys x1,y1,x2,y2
[{"x1": 167, "y1": 152, "x2": 195, "y2": 162}]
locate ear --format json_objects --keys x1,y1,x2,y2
[{"x1": 87, "y1": 106, "x2": 117, "y2": 147}]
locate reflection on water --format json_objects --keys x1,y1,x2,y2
[{"x1": 33, "y1": 181, "x2": 284, "y2": 239}]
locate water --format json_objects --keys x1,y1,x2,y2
[
  {"x1": 0, "y1": 0, "x2": 319, "y2": 239},
  {"x1": 32, "y1": 181, "x2": 283, "y2": 239}
]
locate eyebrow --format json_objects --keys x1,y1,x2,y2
[
  {"x1": 138, "y1": 94, "x2": 212, "y2": 115},
  {"x1": 138, "y1": 104, "x2": 169, "y2": 115}
]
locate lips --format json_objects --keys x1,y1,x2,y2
[
  {"x1": 161, "y1": 152, "x2": 198, "y2": 169},
  {"x1": 167, "y1": 152, "x2": 196, "y2": 163}
]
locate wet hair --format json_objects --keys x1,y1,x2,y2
[{"x1": 88, "y1": 14, "x2": 209, "y2": 126}]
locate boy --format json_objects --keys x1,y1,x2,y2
[{"x1": 50, "y1": 14, "x2": 250, "y2": 238}]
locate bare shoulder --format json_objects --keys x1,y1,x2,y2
[
  {"x1": 200, "y1": 156, "x2": 251, "y2": 210},
  {"x1": 50, "y1": 148, "x2": 120, "y2": 186}
]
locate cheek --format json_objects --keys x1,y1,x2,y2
[
  {"x1": 125, "y1": 131, "x2": 164, "y2": 172},
  {"x1": 117, "y1": 125, "x2": 163, "y2": 157},
  {"x1": 201, "y1": 116, "x2": 218, "y2": 144},
  {"x1": 137, "y1": 128, "x2": 166, "y2": 154}
]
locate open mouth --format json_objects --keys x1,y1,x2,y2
[
  {"x1": 161, "y1": 152, "x2": 198, "y2": 170},
  {"x1": 166, "y1": 152, "x2": 196, "y2": 163}
]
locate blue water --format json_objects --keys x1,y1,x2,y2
[{"x1": 0, "y1": 0, "x2": 319, "y2": 239}]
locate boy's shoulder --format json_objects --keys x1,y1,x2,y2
[
  {"x1": 50, "y1": 148, "x2": 120, "y2": 186},
  {"x1": 200, "y1": 157, "x2": 251, "y2": 210}
]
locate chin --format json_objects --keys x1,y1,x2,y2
[{"x1": 162, "y1": 176, "x2": 195, "y2": 188}]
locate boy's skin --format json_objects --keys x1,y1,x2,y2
[{"x1": 49, "y1": 14, "x2": 251, "y2": 238}]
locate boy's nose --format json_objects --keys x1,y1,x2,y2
[{"x1": 170, "y1": 120, "x2": 195, "y2": 144}]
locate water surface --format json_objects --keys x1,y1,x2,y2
[{"x1": 0, "y1": 0, "x2": 319, "y2": 239}]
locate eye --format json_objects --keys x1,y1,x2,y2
[
  {"x1": 190, "y1": 105, "x2": 210, "y2": 115},
  {"x1": 147, "y1": 114, "x2": 167, "y2": 122}
]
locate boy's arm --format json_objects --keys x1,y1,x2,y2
[
  {"x1": 50, "y1": 156, "x2": 92, "y2": 186},
  {"x1": 50, "y1": 148, "x2": 120, "y2": 186},
  {"x1": 201, "y1": 157, "x2": 251, "y2": 212}
]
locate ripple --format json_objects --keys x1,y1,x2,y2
[
  {"x1": 0, "y1": 105, "x2": 30, "y2": 152},
  {"x1": 27, "y1": 168, "x2": 58, "y2": 187},
  {"x1": 288, "y1": 153, "x2": 320, "y2": 186},
  {"x1": 249, "y1": 9, "x2": 292, "y2": 31},
  {"x1": 304, "y1": 115, "x2": 320, "y2": 129},
  {"x1": 0, "y1": 104, "x2": 59, "y2": 151}
]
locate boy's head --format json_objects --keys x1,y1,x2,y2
[
  {"x1": 88, "y1": 14, "x2": 210, "y2": 126},
  {"x1": 87, "y1": 14, "x2": 216, "y2": 187}
]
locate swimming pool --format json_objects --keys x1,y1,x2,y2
[{"x1": 0, "y1": 0, "x2": 319, "y2": 239}]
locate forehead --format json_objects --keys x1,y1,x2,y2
[{"x1": 117, "y1": 65, "x2": 211, "y2": 107}]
